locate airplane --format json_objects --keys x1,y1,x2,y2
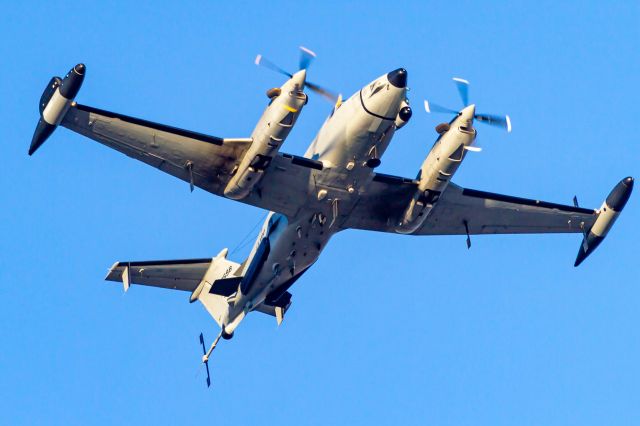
[{"x1": 29, "y1": 48, "x2": 633, "y2": 387}]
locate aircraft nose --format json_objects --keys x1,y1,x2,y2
[{"x1": 387, "y1": 68, "x2": 407, "y2": 88}]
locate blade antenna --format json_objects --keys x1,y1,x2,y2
[{"x1": 463, "y1": 220, "x2": 472, "y2": 249}]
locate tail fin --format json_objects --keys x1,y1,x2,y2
[{"x1": 195, "y1": 249, "x2": 243, "y2": 328}]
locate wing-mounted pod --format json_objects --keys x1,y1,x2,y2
[
  {"x1": 395, "y1": 105, "x2": 478, "y2": 234},
  {"x1": 224, "y1": 47, "x2": 338, "y2": 200},
  {"x1": 223, "y1": 70, "x2": 308, "y2": 200},
  {"x1": 29, "y1": 64, "x2": 86, "y2": 155},
  {"x1": 574, "y1": 177, "x2": 634, "y2": 266},
  {"x1": 396, "y1": 79, "x2": 512, "y2": 234},
  {"x1": 394, "y1": 101, "x2": 412, "y2": 129}
]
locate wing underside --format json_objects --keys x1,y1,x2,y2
[
  {"x1": 343, "y1": 176, "x2": 598, "y2": 235},
  {"x1": 62, "y1": 104, "x2": 251, "y2": 194},
  {"x1": 60, "y1": 104, "x2": 322, "y2": 217}
]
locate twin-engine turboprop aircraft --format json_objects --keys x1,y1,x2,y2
[{"x1": 29, "y1": 48, "x2": 633, "y2": 386}]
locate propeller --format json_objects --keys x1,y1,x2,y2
[
  {"x1": 199, "y1": 333, "x2": 212, "y2": 387},
  {"x1": 425, "y1": 77, "x2": 512, "y2": 132},
  {"x1": 255, "y1": 46, "x2": 339, "y2": 103}
]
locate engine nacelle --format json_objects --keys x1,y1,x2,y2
[
  {"x1": 395, "y1": 116, "x2": 477, "y2": 234},
  {"x1": 224, "y1": 70, "x2": 308, "y2": 200},
  {"x1": 574, "y1": 177, "x2": 633, "y2": 266},
  {"x1": 29, "y1": 64, "x2": 86, "y2": 155}
]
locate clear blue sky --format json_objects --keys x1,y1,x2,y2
[{"x1": 1, "y1": 1, "x2": 638, "y2": 425}]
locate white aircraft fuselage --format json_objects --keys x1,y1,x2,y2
[{"x1": 224, "y1": 69, "x2": 409, "y2": 334}]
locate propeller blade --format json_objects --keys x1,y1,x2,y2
[
  {"x1": 475, "y1": 113, "x2": 512, "y2": 132},
  {"x1": 198, "y1": 333, "x2": 211, "y2": 387},
  {"x1": 199, "y1": 333, "x2": 206, "y2": 354},
  {"x1": 298, "y1": 46, "x2": 317, "y2": 70},
  {"x1": 305, "y1": 80, "x2": 339, "y2": 103},
  {"x1": 424, "y1": 100, "x2": 458, "y2": 115},
  {"x1": 452, "y1": 77, "x2": 470, "y2": 107},
  {"x1": 256, "y1": 49, "x2": 337, "y2": 103},
  {"x1": 204, "y1": 362, "x2": 211, "y2": 387},
  {"x1": 254, "y1": 54, "x2": 292, "y2": 78}
]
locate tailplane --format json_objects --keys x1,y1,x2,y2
[{"x1": 105, "y1": 248, "x2": 244, "y2": 327}]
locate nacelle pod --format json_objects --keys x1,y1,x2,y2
[
  {"x1": 574, "y1": 177, "x2": 634, "y2": 266},
  {"x1": 224, "y1": 71, "x2": 308, "y2": 200},
  {"x1": 29, "y1": 64, "x2": 86, "y2": 155},
  {"x1": 395, "y1": 117, "x2": 477, "y2": 234},
  {"x1": 394, "y1": 102, "x2": 412, "y2": 129}
]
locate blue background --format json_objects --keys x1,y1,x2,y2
[{"x1": 1, "y1": 1, "x2": 638, "y2": 424}]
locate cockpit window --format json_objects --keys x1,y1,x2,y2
[{"x1": 368, "y1": 82, "x2": 384, "y2": 98}]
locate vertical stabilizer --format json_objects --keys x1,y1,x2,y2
[{"x1": 194, "y1": 249, "x2": 242, "y2": 327}]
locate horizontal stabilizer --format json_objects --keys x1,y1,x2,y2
[
  {"x1": 210, "y1": 277, "x2": 242, "y2": 297},
  {"x1": 105, "y1": 259, "x2": 212, "y2": 292},
  {"x1": 254, "y1": 291, "x2": 292, "y2": 325}
]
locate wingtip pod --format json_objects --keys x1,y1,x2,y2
[
  {"x1": 574, "y1": 176, "x2": 633, "y2": 267},
  {"x1": 606, "y1": 176, "x2": 634, "y2": 211},
  {"x1": 28, "y1": 63, "x2": 85, "y2": 156},
  {"x1": 28, "y1": 118, "x2": 56, "y2": 156}
]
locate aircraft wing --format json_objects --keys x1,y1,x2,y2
[
  {"x1": 105, "y1": 258, "x2": 214, "y2": 292},
  {"x1": 342, "y1": 174, "x2": 598, "y2": 235},
  {"x1": 60, "y1": 104, "x2": 319, "y2": 217}
]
